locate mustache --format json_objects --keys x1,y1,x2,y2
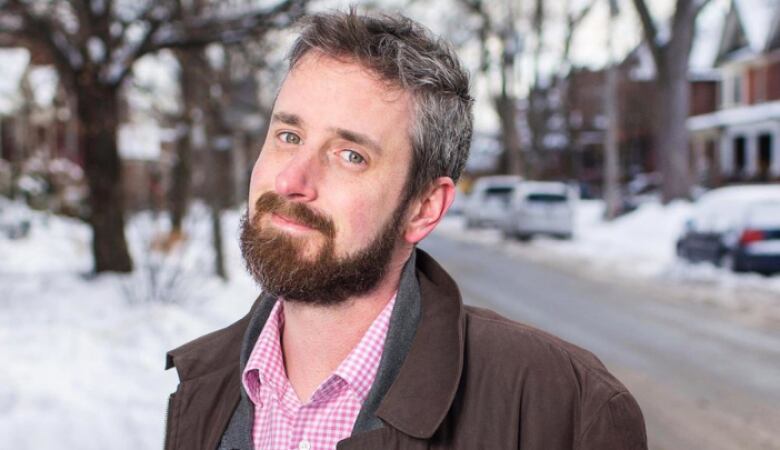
[{"x1": 253, "y1": 192, "x2": 336, "y2": 239}]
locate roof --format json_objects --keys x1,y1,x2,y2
[
  {"x1": 717, "y1": 0, "x2": 780, "y2": 62},
  {"x1": 687, "y1": 100, "x2": 780, "y2": 130}
]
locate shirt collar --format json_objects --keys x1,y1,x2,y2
[
  {"x1": 332, "y1": 293, "x2": 397, "y2": 403},
  {"x1": 241, "y1": 299, "x2": 287, "y2": 403},
  {"x1": 242, "y1": 292, "x2": 397, "y2": 406}
]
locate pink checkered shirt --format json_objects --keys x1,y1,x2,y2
[{"x1": 241, "y1": 294, "x2": 396, "y2": 450}]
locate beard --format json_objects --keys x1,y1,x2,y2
[{"x1": 239, "y1": 191, "x2": 408, "y2": 306}]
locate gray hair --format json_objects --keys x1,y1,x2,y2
[{"x1": 287, "y1": 10, "x2": 474, "y2": 201}]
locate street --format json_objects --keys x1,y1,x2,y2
[{"x1": 420, "y1": 233, "x2": 780, "y2": 450}]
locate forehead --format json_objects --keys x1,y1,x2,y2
[{"x1": 273, "y1": 52, "x2": 413, "y2": 148}]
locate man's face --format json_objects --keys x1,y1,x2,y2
[{"x1": 240, "y1": 52, "x2": 415, "y2": 304}]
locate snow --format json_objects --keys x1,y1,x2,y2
[
  {"x1": 129, "y1": 50, "x2": 181, "y2": 117},
  {"x1": 691, "y1": 184, "x2": 780, "y2": 231},
  {"x1": 690, "y1": 1, "x2": 728, "y2": 73},
  {"x1": 118, "y1": 122, "x2": 163, "y2": 161},
  {"x1": 688, "y1": 99, "x2": 780, "y2": 130},
  {"x1": 2, "y1": 188, "x2": 780, "y2": 448},
  {"x1": 28, "y1": 66, "x2": 59, "y2": 108},
  {"x1": 734, "y1": 0, "x2": 779, "y2": 52},
  {"x1": 0, "y1": 200, "x2": 258, "y2": 449},
  {"x1": 437, "y1": 195, "x2": 780, "y2": 321},
  {"x1": 0, "y1": 48, "x2": 30, "y2": 115},
  {"x1": 87, "y1": 37, "x2": 107, "y2": 63}
]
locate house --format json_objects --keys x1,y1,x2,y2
[
  {"x1": 687, "y1": 0, "x2": 780, "y2": 184},
  {"x1": 561, "y1": 41, "x2": 719, "y2": 195}
]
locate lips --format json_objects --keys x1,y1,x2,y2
[{"x1": 270, "y1": 212, "x2": 316, "y2": 232}]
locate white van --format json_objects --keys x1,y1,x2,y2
[
  {"x1": 502, "y1": 181, "x2": 574, "y2": 240},
  {"x1": 464, "y1": 175, "x2": 523, "y2": 228}
]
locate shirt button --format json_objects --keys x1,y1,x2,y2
[{"x1": 298, "y1": 440, "x2": 311, "y2": 450}]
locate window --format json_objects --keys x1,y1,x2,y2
[
  {"x1": 733, "y1": 75, "x2": 743, "y2": 105},
  {"x1": 758, "y1": 134, "x2": 772, "y2": 180},
  {"x1": 734, "y1": 136, "x2": 747, "y2": 176}
]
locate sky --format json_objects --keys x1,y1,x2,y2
[
  {"x1": 0, "y1": 0, "x2": 734, "y2": 133},
  {"x1": 309, "y1": 0, "x2": 731, "y2": 132}
]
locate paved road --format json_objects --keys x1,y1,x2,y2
[{"x1": 420, "y1": 234, "x2": 780, "y2": 450}]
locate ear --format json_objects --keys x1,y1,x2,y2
[{"x1": 403, "y1": 177, "x2": 456, "y2": 244}]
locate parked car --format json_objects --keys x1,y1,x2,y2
[
  {"x1": 502, "y1": 181, "x2": 575, "y2": 241},
  {"x1": 675, "y1": 185, "x2": 780, "y2": 274},
  {"x1": 464, "y1": 175, "x2": 522, "y2": 228}
]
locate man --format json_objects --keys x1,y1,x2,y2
[{"x1": 164, "y1": 10, "x2": 647, "y2": 450}]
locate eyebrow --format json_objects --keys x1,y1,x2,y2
[
  {"x1": 332, "y1": 128, "x2": 383, "y2": 155},
  {"x1": 272, "y1": 112, "x2": 303, "y2": 127},
  {"x1": 272, "y1": 111, "x2": 383, "y2": 155}
]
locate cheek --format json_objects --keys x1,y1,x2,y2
[
  {"x1": 336, "y1": 193, "x2": 387, "y2": 242},
  {"x1": 248, "y1": 156, "x2": 273, "y2": 216}
]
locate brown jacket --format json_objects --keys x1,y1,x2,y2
[{"x1": 164, "y1": 249, "x2": 647, "y2": 449}]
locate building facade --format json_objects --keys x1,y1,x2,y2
[{"x1": 688, "y1": 0, "x2": 780, "y2": 185}]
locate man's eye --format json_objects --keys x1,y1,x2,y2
[
  {"x1": 339, "y1": 150, "x2": 366, "y2": 165},
  {"x1": 279, "y1": 132, "x2": 301, "y2": 145}
]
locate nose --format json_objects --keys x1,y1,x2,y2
[{"x1": 274, "y1": 148, "x2": 319, "y2": 201}]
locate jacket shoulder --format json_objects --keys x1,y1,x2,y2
[
  {"x1": 462, "y1": 306, "x2": 646, "y2": 447},
  {"x1": 463, "y1": 305, "x2": 634, "y2": 408}
]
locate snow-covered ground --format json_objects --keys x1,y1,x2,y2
[
  {"x1": 0, "y1": 201, "x2": 258, "y2": 449},
  {"x1": 2, "y1": 195, "x2": 779, "y2": 449},
  {"x1": 437, "y1": 198, "x2": 780, "y2": 324}
]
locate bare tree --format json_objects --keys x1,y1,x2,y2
[
  {"x1": 631, "y1": 0, "x2": 712, "y2": 202},
  {"x1": 603, "y1": 0, "x2": 621, "y2": 220},
  {"x1": 0, "y1": 0, "x2": 305, "y2": 273},
  {"x1": 459, "y1": 0, "x2": 526, "y2": 176},
  {"x1": 556, "y1": 0, "x2": 596, "y2": 180},
  {"x1": 525, "y1": 0, "x2": 544, "y2": 177}
]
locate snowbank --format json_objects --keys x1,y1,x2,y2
[
  {"x1": 0, "y1": 202, "x2": 258, "y2": 449},
  {"x1": 436, "y1": 198, "x2": 780, "y2": 321}
]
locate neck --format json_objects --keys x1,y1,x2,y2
[{"x1": 281, "y1": 247, "x2": 413, "y2": 402}]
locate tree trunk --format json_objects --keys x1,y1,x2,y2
[
  {"x1": 77, "y1": 83, "x2": 133, "y2": 273},
  {"x1": 655, "y1": 65, "x2": 693, "y2": 202},
  {"x1": 210, "y1": 205, "x2": 227, "y2": 280},
  {"x1": 494, "y1": 94, "x2": 524, "y2": 176},
  {"x1": 632, "y1": 0, "x2": 698, "y2": 203},
  {"x1": 169, "y1": 125, "x2": 192, "y2": 232},
  {"x1": 604, "y1": 10, "x2": 622, "y2": 220},
  {"x1": 169, "y1": 49, "x2": 203, "y2": 233}
]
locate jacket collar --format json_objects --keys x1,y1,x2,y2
[{"x1": 372, "y1": 248, "x2": 466, "y2": 439}]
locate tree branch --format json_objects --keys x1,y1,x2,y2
[
  {"x1": 5, "y1": 0, "x2": 80, "y2": 87},
  {"x1": 695, "y1": 0, "x2": 715, "y2": 16},
  {"x1": 563, "y1": 0, "x2": 596, "y2": 64},
  {"x1": 151, "y1": 0, "x2": 306, "y2": 51},
  {"x1": 108, "y1": 0, "x2": 305, "y2": 87},
  {"x1": 631, "y1": 0, "x2": 664, "y2": 67},
  {"x1": 104, "y1": 3, "x2": 174, "y2": 86},
  {"x1": 457, "y1": 0, "x2": 494, "y2": 73}
]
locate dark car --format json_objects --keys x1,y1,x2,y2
[{"x1": 676, "y1": 185, "x2": 780, "y2": 275}]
